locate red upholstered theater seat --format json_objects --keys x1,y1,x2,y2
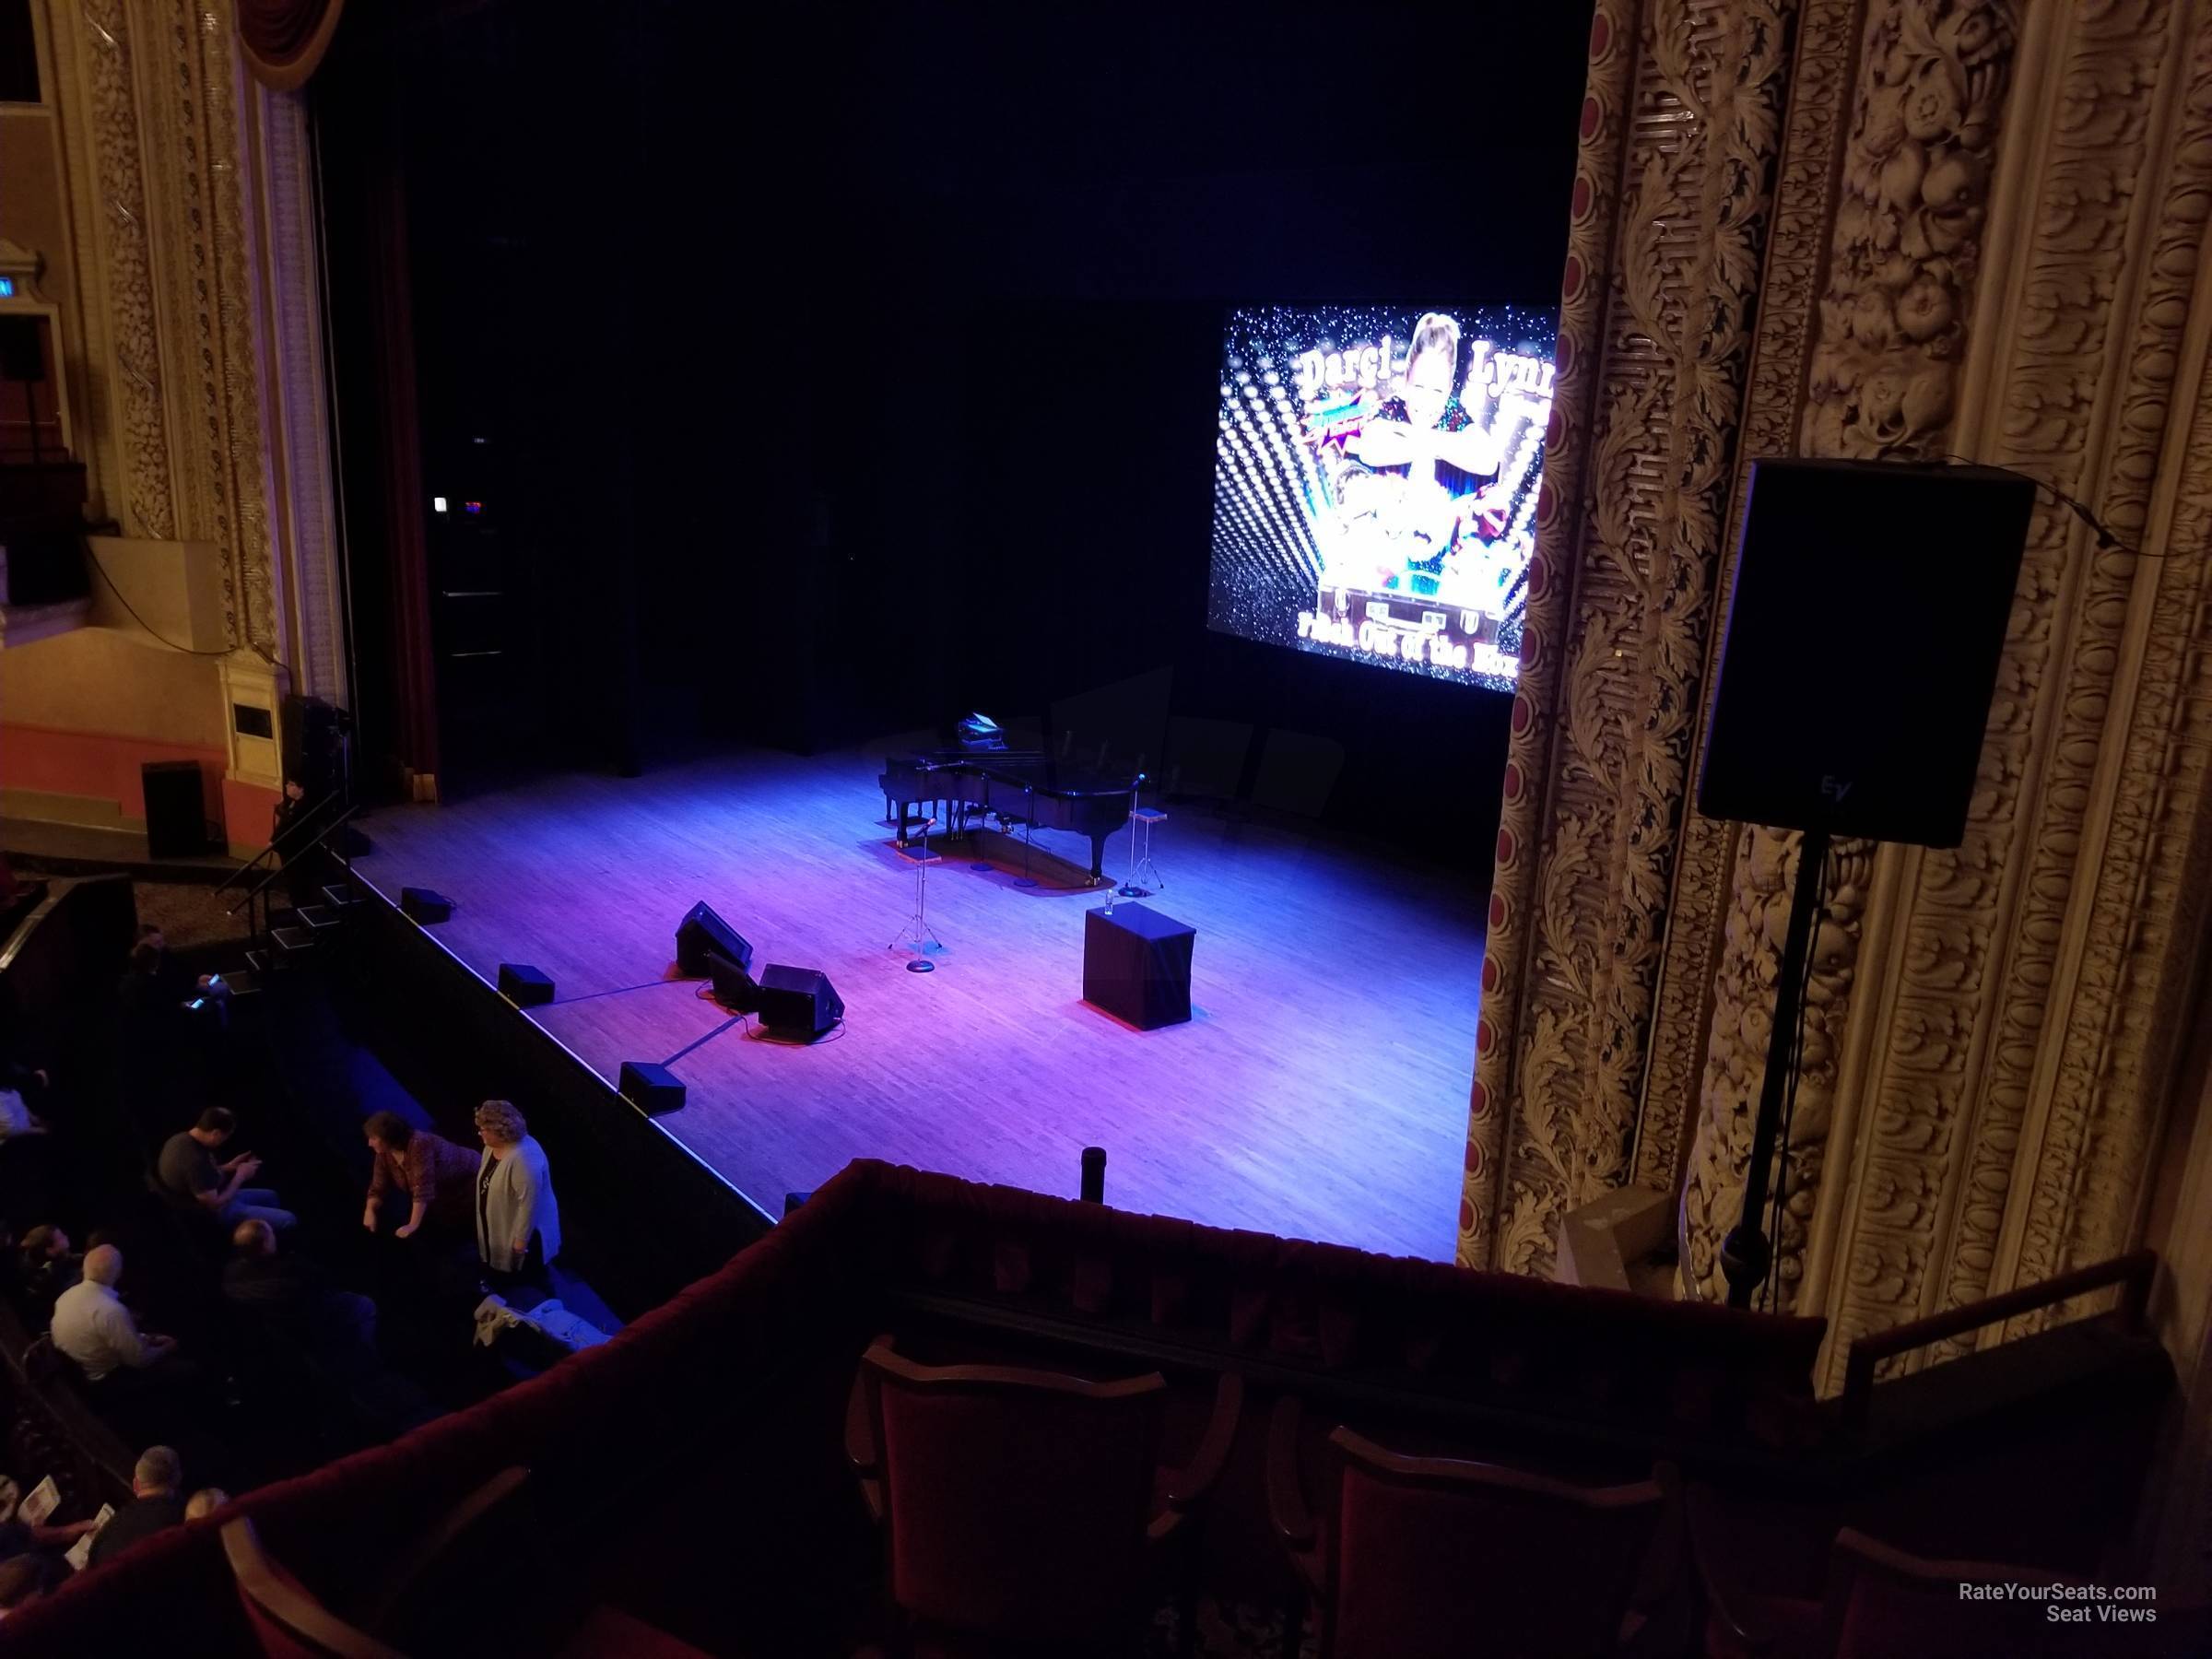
[
  {"x1": 1267, "y1": 1394, "x2": 1674, "y2": 1659},
  {"x1": 1822, "y1": 1528, "x2": 2090, "y2": 1658},
  {"x1": 851, "y1": 1336, "x2": 1243, "y2": 1656},
  {"x1": 222, "y1": 1472, "x2": 711, "y2": 1659},
  {"x1": 1689, "y1": 1489, "x2": 2102, "y2": 1659}
]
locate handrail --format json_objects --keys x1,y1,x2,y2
[
  {"x1": 1840, "y1": 1249, "x2": 2157, "y2": 1425},
  {"x1": 227, "y1": 802, "x2": 363, "y2": 916},
  {"x1": 213, "y1": 786, "x2": 347, "y2": 895}
]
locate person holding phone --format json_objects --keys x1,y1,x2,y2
[{"x1": 156, "y1": 1107, "x2": 295, "y2": 1231}]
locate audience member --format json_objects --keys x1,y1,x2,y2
[
  {"x1": 50, "y1": 1245, "x2": 182, "y2": 1389},
  {"x1": 0, "y1": 1553, "x2": 54, "y2": 1618},
  {"x1": 222, "y1": 1218, "x2": 377, "y2": 1367},
  {"x1": 362, "y1": 1110, "x2": 480, "y2": 1240},
  {"x1": 158, "y1": 1107, "x2": 295, "y2": 1231},
  {"x1": 85, "y1": 1446, "x2": 186, "y2": 1570},
  {"x1": 0, "y1": 1053, "x2": 49, "y2": 1110},
  {"x1": 474, "y1": 1100, "x2": 561, "y2": 1291},
  {"x1": 0, "y1": 1081, "x2": 48, "y2": 1145},
  {"x1": 182, "y1": 1488, "x2": 229, "y2": 1522},
  {"x1": 271, "y1": 777, "x2": 324, "y2": 909},
  {"x1": 0, "y1": 1511, "x2": 97, "y2": 1565},
  {"x1": 116, "y1": 925, "x2": 221, "y2": 1028},
  {"x1": 15, "y1": 1225, "x2": 80, "y2": 1322},
  {"x1": 0, "y1": 1077, "x2": 55, "y2": 1219}
]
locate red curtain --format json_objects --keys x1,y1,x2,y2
[
  {"x1": 236, "y1": 0, "x2": 345, "y2": 90},
  {"x1": 362, "y1": 147, "x2": 442, "y2": 795}
]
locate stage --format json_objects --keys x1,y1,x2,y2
[{"x1": 347, "y1": 747, "x2": 1485, "y2": 1261}]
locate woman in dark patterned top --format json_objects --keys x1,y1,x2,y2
[{"x1": 361, "y1": 1111, "x2": 480, "y2": 1239}]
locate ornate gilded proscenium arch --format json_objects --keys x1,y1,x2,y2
[{"x1": 1462, "y1": 0, "x2": 2212, "y2": 1405}]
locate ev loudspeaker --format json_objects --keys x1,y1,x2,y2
[
  {"x1": 497, "y1": 963, "x2": 555, "y2": 1006},
  {"x1": 141, "y1": 761, "x2": 208, "y2": 858},
  {"x1": 706, "y1": 950, "x2": 759, "y2": 1013},
  {"x1": 399, "y1": 887, "x2": 453, "y2": 924},
  {"x1": 0, "y1": 316, "x2": 45, "y2": 383},
  {"x1": 1698, "y1": 459, "x2": 2036, "y2": 849},
  {"x1": 758, "y1": 965, "x2": 843, "y2": 1039},
  {"x1": 618, "y1": 1061, "x2": 685, "y2": 1114},
  {"x1": 676, "y1": 901, "x2": 753, "y2": 977}
]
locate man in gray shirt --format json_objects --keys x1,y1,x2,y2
[{"x1": 156, "y1": 1106, "x2": 295, "y2": 1231}]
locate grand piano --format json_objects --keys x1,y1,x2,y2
[{"x1": 878, "y1": 747, "x2": 1136, "y2": 882}]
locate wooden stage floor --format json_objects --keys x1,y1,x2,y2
[{"x1": 350, "y1": 748, "x2": 1485, "y2": 1261}]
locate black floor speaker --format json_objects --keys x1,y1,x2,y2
[
  {"x1": 706, "y1": 950, "x2": 759, "y2": 1013},
  {"x1": 676, "y1": 901, "x2": 753, "y2": 977},
  {"x1": 758, "y1": 965, "x2": 842, "y2": 1038},
  {"x1": 497, "y1": 963, "x2": 555, "y2": 1006},
  {"x1": 618, "y1": 1060, "x2": 685, "y2": 1114},
  {"x1": 141, "y1": 760, "x2": 208, "y2": 858},
  {"x1": 1698, "y1": 459, "x2": 2037, "y2": 849},
  {"x1": 400, "y1": 887, "x2": 453, "y2": 924}
]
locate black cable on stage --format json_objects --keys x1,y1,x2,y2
[{"x1": 747, "y1": 1017, "x2": 847, "y2": 1047}]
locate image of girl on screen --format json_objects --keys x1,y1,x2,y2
[{"x1": 1324, "y1": 312, "x2": 1503, "y2": 600}]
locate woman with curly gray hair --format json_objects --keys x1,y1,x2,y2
[{"x1": 472, "y1": 1100, "x2": 561, "y2": 1288}]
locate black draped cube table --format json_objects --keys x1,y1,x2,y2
[{"x1": 1082, "y1": 902, "x2": 1194, "y2": 1030}]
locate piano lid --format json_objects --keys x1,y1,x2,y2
[
  {"x1": 957, "y1": 712, "x2": 1007, "y2": 751},
  {"x1": 888, "y1": 747, "x2": 1136, "y2": 799}
]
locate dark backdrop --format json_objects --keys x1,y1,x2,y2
[{"x1": 318, "y1": 1, "x2": 1593, "y2": 857}]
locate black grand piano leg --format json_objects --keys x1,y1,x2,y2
[{"x1": 1089, "y1": 834, "x2": 1106, "y2": 883}]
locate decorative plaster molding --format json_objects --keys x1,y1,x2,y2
[
  {"x1": 78, "y1": 0, "x2": 177, "y2": 539},
  {"x1": 1459, "y1": 0, "x2": 1800, "y2": 1275},
  {"x1": 1457, "y1": 0, "x2": 1641, "y2": 1269},
  {"x1": 1679, "y1": 0, "x2": 2022, "y2": 1323},
  {"x1": 1639, "y1": 0, "x2": 1865, "y2": 1206}
]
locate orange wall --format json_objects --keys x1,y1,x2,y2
[
  {"x1": 223, "y1": 777, "x2": 281, "y2": 853},
  {"x1": 1, "y1": 721, "x2": 223, "y2": 825},
  {"x1": 0, "y1": 724, "x2": 281, "y2": 853}
]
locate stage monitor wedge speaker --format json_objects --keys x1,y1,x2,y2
[
  {"x1": 141, "y1": 761, "x2": 208, "y2": 859},
  {"x1": 706, "y1": 949, "x2": 759, "y2": 1013},
  {"x1": 676, "y1": 901, "x2": 753, "y2": 978},
  {"x1": 497, "y1": 962, "x2": 555, "y2": 1006},
  {"x1": 758, "y1": 965, "x2": 842, "y2": 1039},
  {"x1": 400, "y1": 887, "x2": 453, "y2": 924},
  {"x1": 618, "y1": 1060, "x2": 685, "y2": 1114},
  {"x1": 1698, "y1": 459, "x2": 2037, "y2": 849}
]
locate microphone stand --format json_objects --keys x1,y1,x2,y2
[
  {"x1": 1115, "y1": 772, "x2": 1150, "y2": 900},
  {"x1": 890, "y1": 779, "x2": 945, "y2": 971}
]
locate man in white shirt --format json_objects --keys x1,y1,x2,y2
[{"x1": 50, "y1": 1244, "x2": 175, "y2": 1382}]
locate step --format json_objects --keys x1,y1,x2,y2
[
  {"x1": 297, "y1": 903, "x2": 343, "y2": 932},
  {"x1": 320, "y1": 883, "x2": 362, "y2": 911},
  {"x1": 271, "y1": 924, "x2": 317, "y2": 956}
]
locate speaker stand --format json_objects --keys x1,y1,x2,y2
[
  {"x1": 1721, "y1": 824, "x2": 1830, "y2": 1309},
  {"x1": 890, "y1": 815, "x2": 945, "y2": 972}
]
